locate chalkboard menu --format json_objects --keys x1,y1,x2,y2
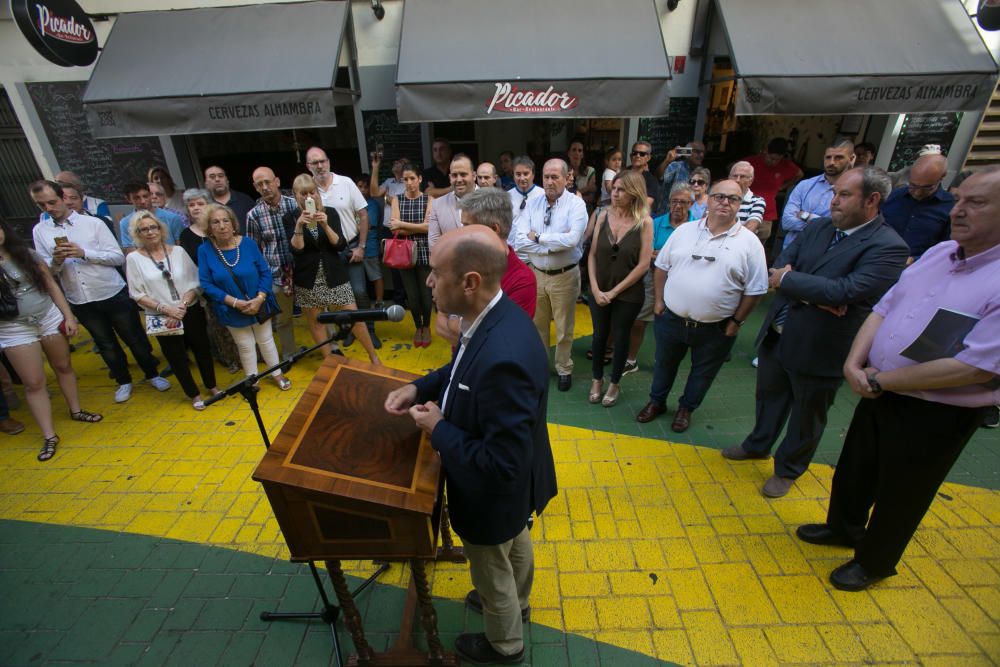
[
  {"x1": 888, "y1": 112, "x2": 963, "y2": 172},
  {"x1": 362, "y1": 109, "x2": 423, "y2": 183},
  {"x1": 638, "y1": 97, "x2": 699, "y2": 163},
  {"x1": 26, "y1": 81, "x2": 165, "y2": 204}
]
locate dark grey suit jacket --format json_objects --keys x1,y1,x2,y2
[{"x1": 756, "y1": 215, "x2": 909, "y2": 378}]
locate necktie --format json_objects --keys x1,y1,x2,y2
[{"x1": 827, "y1": 229, "x2": 847, "y2": 251}]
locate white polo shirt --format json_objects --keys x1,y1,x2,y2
[
  {"x1": 318, "y1": 173, "x2": 367, "y2": 243},
  {"x1": 654, "y1": 217, "x2": 768, "y2": 323}
]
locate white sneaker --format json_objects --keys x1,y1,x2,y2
[
  {"x1": 115, "y1": 383, "x2": 133, "y2": 403},
  {"x1": 147, "y1": 376, "x2": 171, "y2": 392},
  {"x1": 751, "y1": 357, "x2": 759, "y2": 368}
]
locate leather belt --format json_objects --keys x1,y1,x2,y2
[
  {"x1": 667, "y1": 308, "x2": 721, "y2": 328},
  {"x1": 531, "y1": 263, "x2": 577, "y2": 276}
]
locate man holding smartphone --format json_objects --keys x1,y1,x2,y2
[{"x1": 654, "y1": 140, "x2": 706, "y2": 216}]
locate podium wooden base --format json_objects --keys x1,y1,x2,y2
[{"x1": 329, "y1": 558, "x2": 458, "y2": 667}]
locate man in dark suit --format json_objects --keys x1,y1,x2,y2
[
  {"x1": 385, "y1": 225, "x2": 557, "y2": 665},
  {"x1": 723, "y1": 167, "x2": 909, "y2": 498}
]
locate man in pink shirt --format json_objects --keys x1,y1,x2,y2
[
  {"x1": 797, "y1": 166, "x2": 1000, "y2": 592},
  {"x1": 745, "y1": 138, "x2": 803, "y2": 247}
]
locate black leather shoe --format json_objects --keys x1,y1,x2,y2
[
  {"x1": 796, "y1": 523, "x2": 855, "y2": 548},
  {"x1": 454, "y1": 632, "x2": 524, "y2": 665},
  {"x1": 465, "y1": 590, "x2": 530, "y2": 623},
  {"x1": 557, "y1": 374, "x2": 572, "y2": 392},
  {"x1": 830, "y1": 560, "x2": 888, "y2": 592}
]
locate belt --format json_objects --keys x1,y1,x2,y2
[
  {"x1": 667, "y1": 308, "x2": 722, "y2": 328},
  {"x1": 531, "y1": 263, "x2": 577, "y2": 276}
]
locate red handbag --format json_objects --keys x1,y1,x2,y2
[{"x1": 382, "y1": 232, "x2": 416, "y2": 269}]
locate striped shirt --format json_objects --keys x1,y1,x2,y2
[
  {"x1": 246, "y1": 195, "x2": 297, "y2": 282},
  {"x1": 737, "y1": 189, "x2": 766, "y2": 227}
]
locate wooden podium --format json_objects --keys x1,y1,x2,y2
[{"x1": 253, "y1": 355, "x2": 459, "y2": 666}]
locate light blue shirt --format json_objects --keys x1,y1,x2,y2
[
  {"x1": 780, "y1": 174, "x2": 835, "y2": 249},
  {"x1": 120, "y1": 207, "x2": 186, "y2": 248}
]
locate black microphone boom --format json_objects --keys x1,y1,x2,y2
[{"x1": 316, "y1": 304, "x2": 406, "y2": 326}]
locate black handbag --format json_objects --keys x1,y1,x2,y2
[{"x1": 0, "y1": 266, "x2": 20, "y2": 321}]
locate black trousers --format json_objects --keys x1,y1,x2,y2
[
  {"x1": 826, "y1": 391, "x2": 983, "y2": 576},
  {"x1": 741, "y1": 331, "x2": 843, "y2": 479},
  {"x1": 589, "y1": 297, "x2": 642, "y2": 384},
  {"x1": 154, "y1": 303, "x2": 217, "y2": 398}
]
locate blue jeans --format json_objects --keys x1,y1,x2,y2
[
  {"x1": 71, "y1": 287, "x2": 160, "y2": 385},
  {"x1": 649, "y1": 310, "x2": 736, "y2": 410}
]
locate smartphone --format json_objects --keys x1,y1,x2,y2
[
  {"x1": 304, "y1": 197, "x2": 316, "y2": 214},
  {"x1": 376, "y1": 142, "x2": 384, "y2": 159},
  {"x1": 676, "y1": 146, "x2": 693, "y2": 157},
  {"x1": 54, "y1": 236, "x2": 68, "y2": 246}
]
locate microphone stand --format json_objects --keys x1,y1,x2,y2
[{"x1": 205, "y1": 321, "x2": 389, "y2": 667}]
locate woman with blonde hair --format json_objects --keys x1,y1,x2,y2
[
  {"x1": 587, "y1": 170, "x2": 653, "y2": 407},
  {"x1": 284, "y1": 174, "x2": 380, "y2": 362},
  {"x1": 126, "y1": 211, "x2": 219, "y2": 410},
  {"x1": 198, "y1": 204, "x2": 291, "y2": 391}
]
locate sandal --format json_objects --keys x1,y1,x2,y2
[
  {"x1": 70, "y1": 410, "x2": 103, "y2": 423},
  {"x1": 275, "y1": 377, "x2": 292, "y2": 391},
  {"x1": 192, "y1": 397, "x2": 206, "y2": 411},
  {"x1": 37, "y1": 435, "x2": 59, "y2": 462},
  {"x1": 602, "y1": 385, "x2": 620, "y2": 408},
  {"x1": 589, "y1": 379, "x2": 604, "y2": 404}
]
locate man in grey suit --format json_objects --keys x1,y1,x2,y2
[{"x1": 723, "y1": 167, "x2": 909, "y2": 497}]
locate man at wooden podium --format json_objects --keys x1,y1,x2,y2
[{"x1": 386, "y1": 223, "x2": 557, "y2": 665}]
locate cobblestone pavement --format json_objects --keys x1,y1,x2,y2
[{"x1": 0, "y1": 300, "x2": 997, "y2": 665}]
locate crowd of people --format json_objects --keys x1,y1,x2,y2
[{"x1": 3, "y1": 133, "x2": 997, "y2": 642}]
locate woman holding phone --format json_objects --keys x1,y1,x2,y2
[{"x1": 0, "y1": 216, "x2": 100, "y2": 462}]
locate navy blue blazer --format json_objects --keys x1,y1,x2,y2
[
  {"x1": 756, "y1": 215, "x2": 908, "y2": 378},
  {"x1": 413, "y1": 295, "x2": 557, "y2": 546}
]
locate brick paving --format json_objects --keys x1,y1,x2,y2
[{"x1": 0, "y1": 301, "x2": 998, "y2": 665}]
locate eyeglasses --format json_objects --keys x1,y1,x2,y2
[
  {"x1": 709, "y1": 194, "x2": 743, "y2": 205},
  {"x1": 543, "y1": 204, "x2": 554, "y2": 226},
  {"x1": 691, "y1": 254, "x2": 716, "y2": 262},
  {"x1": 689, "y1": 179, "x2": 707, "y2": 185},
  {"x1": 137, "y1": 225, "x2": 159, "y2": 233},
  {"x1": 907, "y1": 181, "x2": 940, "y2": 192},
  {"x1": 307, "y1": 159, "x2": 329, "y2": 167},
  {"x1": 153, "y1": 258, "x2": 180, "y2": 300},
  {"x1": 630, "y1": 151, "x2": 650, "y2": 157},
  {"x1": 669, "y1": 199, "x2": 692, "y2": 207}
]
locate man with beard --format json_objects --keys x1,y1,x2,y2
[
  {"x1": 204, "y1": 165, "x2": 255, "y2": 231},
  {"x1": 781, "y1": 137, "x2": 855, "y2": 249}
]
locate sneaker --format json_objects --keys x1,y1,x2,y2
[
  {"x1": 622, "y1": 360, "x2": 639, "y2": 376},
  {"x1": 115, "y1": 383, "x2": 133, "y2": 403},
  {"x1": 0, "y1": 418, "x2": 25, "y2": 435},
  {"x1": 147, "y1": 376, "x2": 171, "y2": 392},
  {"x1": 751, "y1": 357, "x2": 759, "y2": 368},
  {"x1": 983, "y1": 405, "x2": 999, "y2": 429}
]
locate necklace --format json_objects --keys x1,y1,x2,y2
[{"x1": 215, "y1": 239, "x2": 240, "y2": 267}]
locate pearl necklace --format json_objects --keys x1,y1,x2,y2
[{"x1": 215, "y1": 240, "x2": 240, "y2": 268}]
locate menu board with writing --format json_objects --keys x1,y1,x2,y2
[
  {"x1": 638, "y1": 97, "x2": 699, "y2": 163},
  {"x1": 362, "y1": 109, "x2": 423, "y2": 183},
  {"x1": 888, "y1": 112, "x2": 962, "y2": 172},
  {"x1": 26, "y1": 81, "x2": 165, "y2": 204}
]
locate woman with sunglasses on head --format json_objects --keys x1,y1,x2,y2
[
  {"x1": 0, "y1": 216, "x2": 101, "y2": 462},
  {"x1": 688, "y1": 167, "x2": 712, "y2": 220},
  {"x1": 587, "y1": 171, "x2": 653, "y2": 407},
  {"x1": 126, "y1": 212, "x2": 219, "y2": 411},
  {"x1": 387, "y1": 162, "x2": 434, "y2": 348},
  {"x1": 198, "y1": 204, "x2": 291, "y2": 391}
]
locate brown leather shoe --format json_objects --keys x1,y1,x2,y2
[
  {"x1": 671, "y1": 407, "x2": 691, "y2": 432},
  {"x1": 636, "y1": 401, "x2": 666, "y2": 423},
  {"x1": 762, "y1": 475, "x2": 795, "y2": 498},
  {"x1": 0, "y1": 418, "x2": 25, "y2": 435},
  {"x1": 721, "y1": 445, "x2": 770, "y2": 461}
]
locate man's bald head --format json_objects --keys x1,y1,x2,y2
[
  {"x1": 438, "y1": 225, "x2": 507, "y2": 289},
  {"x1": 251, "y1": 166, "x2": 281, "y2": 204},
  {"x1": 908, "y1": 154, "x2": 948, "y2": 201}
]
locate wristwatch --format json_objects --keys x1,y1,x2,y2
[
  {"x1": 866, "y1": 372, "x2": 883, "y2": 394},
  {"x1": 731, "y1": 317, "x2": 745, "y2": 327}
]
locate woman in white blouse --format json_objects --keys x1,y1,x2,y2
[{"x1": 126, "y1": 212, "x2": 219, "y2": 410}]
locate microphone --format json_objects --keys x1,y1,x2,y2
[{"x1": 317, "y1": 304, "x2": 406, "y2": 326}]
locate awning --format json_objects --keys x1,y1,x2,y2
[
  {"x1": 713, "y1": 0, "x2": 999, "y2": 115},
  {"x1": 82, "y1": 1, "x2": 358, "y2": 138},
  {"x1": 395, "y1": 0, "x2": 671, "y2": 122}
]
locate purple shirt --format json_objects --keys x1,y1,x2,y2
[{"x1": 869, "y1": 240, "x2": 1000, "y2": 407}]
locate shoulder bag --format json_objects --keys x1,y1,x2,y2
[
  {"x1": 382, "y1": 231, "x2": 416, "y2": 270},
  {"x1": 216, "y1": 243, "x2": 281, "y2": 324}
]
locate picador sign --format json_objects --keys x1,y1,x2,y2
[
  {"x1": 11, "y1": 0, "x2": 98, "y2": 67},
  {"x1": 486, "y1": 83, "x2": 579, "y2": 115}
]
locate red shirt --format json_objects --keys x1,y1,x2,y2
[
  {"x1": 502, "y1": 245, "x2": 537, "y2": 317},
  {"x1": 745, "y1": 155, "x2": 801, "y2": 221}
]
